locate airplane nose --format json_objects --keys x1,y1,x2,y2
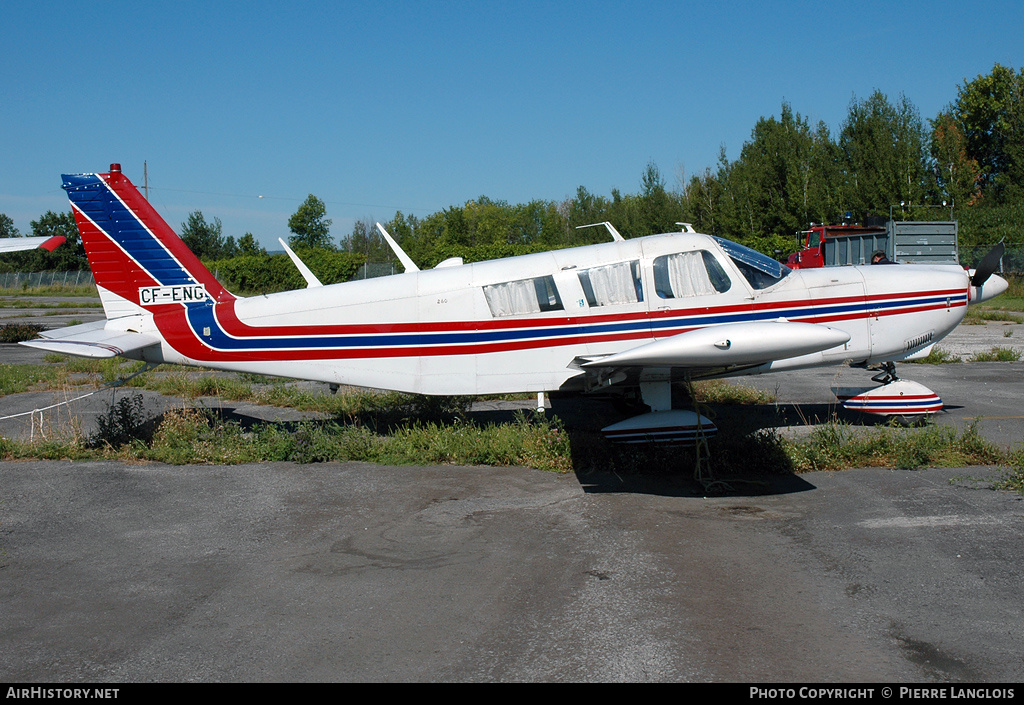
[{"x1": 970, "y1": 273, "x2": 1008, "y2": 304}]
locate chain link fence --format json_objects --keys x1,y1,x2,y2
[
  {"x1": 961, "y1": 243, "x2": 1024, "y2": 274},
  {"x1": 0, "y1": 271, "x2": 95, "y2": 289},
  {"x1": 356, "y1": 262, "x2": 398, "y2": 279}
]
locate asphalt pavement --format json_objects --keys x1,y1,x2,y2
[{"x1": 1, "y1": 458, "x2": 1021, "y2": 683}]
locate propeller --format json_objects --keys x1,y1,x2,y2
[{"x1": 971, "y1": 242, "x2": 1005, "y2": 287}]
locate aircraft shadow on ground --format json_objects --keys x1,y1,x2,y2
[{"x1": 544, "y1": 397, "x2": 834, "y2": 498}]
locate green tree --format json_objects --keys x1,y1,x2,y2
[
  {"x1": 31, "y1": 210, "x2": 86, "y2": 270},
  {"x1": 683, "y1": 167, "x2": 724, "y2": 236},
  {"x1": 638, "y1": 162, "x2": 683, "y2": 236},
  {"x1": 930, "y1": 110, "x2": 982, "y2": 210},
  {"x1": 0, "y1": 213, "x2": 20, "y2": 239},
  {"x1": 838, "y1": 90, "x2": 934, "y2": 220},
  {"x1": 948, "y1": 63, "x2": 1024, "y2": 201},
  {"x1": 0, "y1": 211, "x2": 85, "y2": 272},
  {"x1": 180, "y1": 211, "x2": 237, "y2": 260},
  {"x1": 288, "y1": 194, "x2": 333, "y2": 249},
  {"x1": 237, "y1": 232, "x2": 265, "y2": 256},
  {"x1": 342, "y1": 219, "x2": 393, "y2": 263},
  {"x1": 564, "y1": 185, "x2": 609, "y2": 232},
  {"x1": 718, "y1": 103, "x2": 834, "y2": 240}
]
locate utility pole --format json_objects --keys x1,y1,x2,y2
[{"x1": 143, "y1": 161, "x2": 149, "y2": 200}]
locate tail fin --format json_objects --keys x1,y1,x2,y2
[{"x1": 62, "y1": 163, "x2": 234, "y2": 318}]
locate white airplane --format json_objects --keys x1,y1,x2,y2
[
  {"x1": 0, "y1": 235, "x2": 65, "y2": 253},
  {"x1": 22, "y1": 164, "x2": 1009, "y2": 443}
]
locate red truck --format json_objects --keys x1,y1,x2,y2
[{"x1": 785, "y1": 220, "x2": 958, "y2": 268}]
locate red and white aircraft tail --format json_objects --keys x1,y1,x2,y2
[{"x1": 23, "y1": 164, "x2": 229, "y2": 358}]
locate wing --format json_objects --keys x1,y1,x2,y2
[
  {"x1": 581, "y1": 320, "x2": 851, "y2": 371},
  {"x1": 0, "y1": 235, "x2": 66, "y2": 253},
  {"x1": 20, "y1": 320, "x2": 160, "y2": 359}
]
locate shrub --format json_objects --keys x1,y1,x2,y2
[
  {"x1": 0, "y1": 323, "x2": 45, "y2": 343},
  {"x1": 206, "y1": 250, "x2": 365, "y2": 294},
  {"x1": 90, "y1": 393, "x2": 153, "y2": 448}
]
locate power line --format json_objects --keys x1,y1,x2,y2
[{"x1": 147, "y1": 186, "x2": 433, "y2": 213}]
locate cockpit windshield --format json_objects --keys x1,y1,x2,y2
[{"x1": 712, "y1": 237, "x2": 791, "y2": 290}]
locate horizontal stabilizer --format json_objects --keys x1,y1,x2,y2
[
  {"x1": 583, "y1": 320, "x2": 851, "y2": 369},
  {"x1": 0, "y1": 235, "x2": 66, "y2": 253},
  {"x1": 21, "y1": 321, "x2": 160, "y2": 359}
]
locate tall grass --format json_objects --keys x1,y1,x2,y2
[
  {"x1": 785, "y1": 420, "x2": 1004, "y2": 472},
  {"x1": 976, "y1": 273, "x2": 1024, "y2": 312},
  {"x1": 0, "y1": 362, "x2": 69, "y2": 394},
  {"x1": 0, "y1": 284, "x2": 99, "y2": 297},
  {"x1": 967, "y1": 347, "x2": 1022, "y2": 362}
]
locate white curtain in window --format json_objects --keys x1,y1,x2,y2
[
  {"x1": 586, "y1": 262, "x2": 638, "y2": 305},
  {"x1": 666, "y1": 251, "x2": 716, "y2": 297},
  {"x1": 483, "y1": 280, "x2": 541, "y2": 317}
]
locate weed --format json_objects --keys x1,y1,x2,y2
[
  {"x1": 786, "y1": 419, "x2": 1003, "y2": 472},
  {"x1": 909, "y1": 347, "x2": 962, "y2": 364},
  {"x1": 90, "y1": 393, "x2": 153, "y2": 448},
  {"x1": 0, "y1": 363, "x2": 66, "y2": 395},
  {"x1": 335, "y1": 391, "x2": 473, "y2": 429},
  {"x1": 691, "y1": 379, "x2": 776, "y2": 404},
  {"x1": 707, "y1": 427, "x2": 794, "y2": 476},
  {"x1": 0, "y1": 323, "x2": 46, "y2": 343},
  {"x1": 992, "y1": 446, "x2": 1024, "y2": 493},
  {"x1": 146, "y1": 406, "x2": 259, "y2": 464},
  {"x1": 968, "y1": 347, "x2": 1022, "y2": 362}
]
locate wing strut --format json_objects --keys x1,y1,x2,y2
[{"x1": 575, "y1": 222, "x2": 625, "y2": 242}]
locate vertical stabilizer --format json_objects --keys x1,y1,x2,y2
[{"x1": 62, "y1": 164, "x2": 235, "y2": 319}]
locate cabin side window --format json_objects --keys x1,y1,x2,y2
[
  {"x1": 577, "y1": 260, "x2": 644, "y2": 307},
  {"x1": 483, "y1": 275, "x2": 564, "y2": 317},
  {"x1": 652, "y1": 250, "x2": 732, "y2": 299}
]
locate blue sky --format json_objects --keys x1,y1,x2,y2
[{"x1": 2, "y1": 0, "x2": 1022, "y2": 249}]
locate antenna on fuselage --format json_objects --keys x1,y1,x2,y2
[
  {"x1": 575, "y1": 222, "x2": 625, "y2": 242},
  {"x1": 375, "y1": 223, "x2": 420, "y2": 273},
  {"x1": 278, "y1": 238, "x2": 323, "y2": 288}
]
